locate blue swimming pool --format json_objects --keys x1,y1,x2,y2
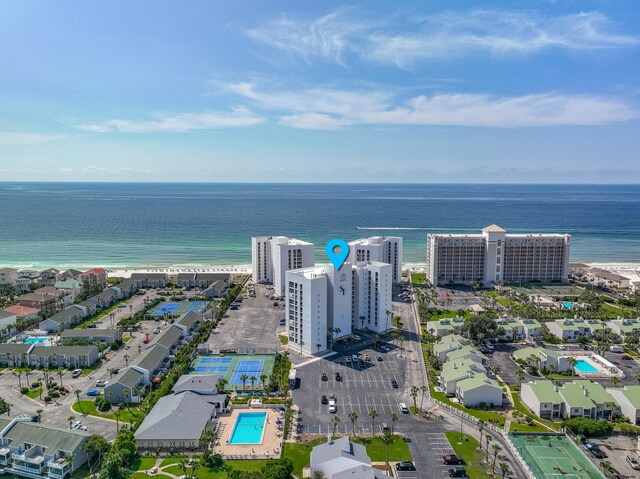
[
  {"x1": 575, "y1": 359, "x2": 599, "y2": 373},
  {"x1": 229, "y1": 412, "x2": 267, "y2": 445},
  {"x1": 24, "y1": 337, "x2": 47, "y2": 344}
]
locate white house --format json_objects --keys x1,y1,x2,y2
[
  {"x1": 606, "y1": 386, "x2": 640, "y2": 425},
  {"x1": 455, "y1": 374, "x2": 503, "y2": 407},
  {"x1": 310, "y1": 437, "x2": 391, "y2": 479}
]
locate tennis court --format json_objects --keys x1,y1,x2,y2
[
  {"x1": 151, "y1": 300, "x2": 209, "y2": 317},
  {"x1": 509, "y1": 433, "x2": 605, "y2": 479},
  {"x1": 190, "y1": 354, "x2": 275, "y2": 389}
]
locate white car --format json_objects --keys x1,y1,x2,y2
[
  {"x1": 345, "y1": 356, "x2": 351, "y2": 363},
  {"x1": 328, "y1": 397, "x2": 337, "y2": 413},
  {"x1": 95, "y1": 380, "x2": 108, "y2": 387},
  {"x1": 351, "y1": 354, "x2": 359, "y2": 362},
  {"x1": 399, "y1": 402, "x2": 409, "y2": 414}
]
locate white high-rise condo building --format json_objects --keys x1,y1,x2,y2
[
  {"x1": 251, "y1": 236, "x2": 315, "y2": 295},
  {"x1": 426, "y1": 225, "x2": 571, "y2": 287},
  {"x1": 286, "y1": 261, "x2": 392, "y2": 355},
  {"x1": 348, "y1": 236, "x2": 403, "y2": 283}
]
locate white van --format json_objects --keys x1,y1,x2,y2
[
  {"x1": 399, "y1": 402, "x2": 409, "y2": 413},
  {"x1": 610, "y1": 345, "x2": 624, "y2": 353}
]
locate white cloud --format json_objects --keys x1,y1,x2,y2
[
  {"x1": 247, "y1": 9, "x2": 639, "y2": 67},
  {"x1": 77, "y1": 108, "x2": 264, "y2": 133},
  {"x1": 0, "y1": 132, "x2": 67, "y2": 145},
  {"x1": 84, "y1": 165, "x2": 107, "y2": 172},
  {"x1": 58, "y1": 167, "x2": 74, "y2": 173},
  {"x1": 227, "y1": 82, "x2": 638, "y2": 128}
]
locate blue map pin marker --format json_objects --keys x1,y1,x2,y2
[{"x1": 326, "y1": 239, "x2": 349, "y2": 270}]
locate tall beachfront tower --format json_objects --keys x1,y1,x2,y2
[
  {"x1": 285, "y1": 260, "x2": 392, "y2": 355},
  {"x1": 251, "y1": 236, "x2": 315, "y2": 295},
  {"x1": 426, "y1": 225, "x2": 571, "y2": 287},
  {"x1": 348, "y1": 236, "x2": 403, "y2": 284}
]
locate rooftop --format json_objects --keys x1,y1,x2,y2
[
  {"x1": 456, "y1": 373, "x2": 500, "y2": 393},
  {"x1": 524, "y1": 380, "x2": 564, "y2": 404},
  {"x1": 2, "y1": 305, "x2": 40, "y2": 316}
]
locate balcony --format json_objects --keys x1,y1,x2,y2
[{"x1": 48, "y1": 457, "x2": 72, "y2": 479}]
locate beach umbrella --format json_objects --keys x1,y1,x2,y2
[
  {"x1": 279, "y1": 407, "x2": 285, "y2": 411},
  {"x1": 276, "y1": 420, "x2": 283, "y2": 425}
]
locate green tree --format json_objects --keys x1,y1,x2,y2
[
  {"x1": 499, "y1": 462, "x2": 510, "y2": 479},
  {"x1": 83, "y1": 434, "x2": 111, "y2": 474},
  {"x1": 390, "y1": 412, "x2": 398, "y2": 434},
  {"x1": 261, "y1": 458, "x2": 294, "y2": 479},
  {"x1": 410, "y1": 386, "x2": 419, "y2": 410},
  {"x1": 331, "y1": 415, "x2": 341, "y2": 436},
  {"x1": 491, "y1": 444, "x2": 502, "y2": 473},
  {"x1": 348, "y1": 411, "x2": 358, "y2": 436},
  {"x1": 381, "y1": 431, "x2": 393, "y2": 474},
  {"x1": 368, "y1": 409, "x2": 379, "y2": 435}
]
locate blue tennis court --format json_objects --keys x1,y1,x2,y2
[
  {"x1": 200, "y1": 357, "x2": 232, "y2": 364},
  {"x1": 151, "y1": 303, "x2": 180, "y2": 316},
  {"x1": 230, "y1": 360, "x2": 264, "y2": 385}
]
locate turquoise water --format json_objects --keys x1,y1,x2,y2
[
  {"x1": 229, "y1": 412, "x2": 267, "y2": 445},
  {"x1": 1, "y1": 183, "x2": 639, "y2": 268},
  {"x1": 24, "y1": 337, "x2": 47, "y2": 344},
  {"x1": 563, "y1": 302, "x2": 573, "y2": 309},
  {"x1": 575, "y1": 359, "x2": 599, "y2": 373}
]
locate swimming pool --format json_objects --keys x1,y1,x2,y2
[
  {"x1": 574, "y1": 359, "x2": 599, "y2": 373},
  {"x1": 24, "y1": 337, "x2": 47, "y2": 345},
  {"x1": 228, "y1": 412, "x2": 267, "y2": 445}
]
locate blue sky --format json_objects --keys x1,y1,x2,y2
[{"x1": 0, "y1": 0, "x2": 639, "y2": 183}]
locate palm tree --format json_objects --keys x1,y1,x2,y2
[
  {"x1": 35, "y1": 409, "x2": 43, "y2": 422},
  {"x1": 492, "y1": 444, "x2": 502, "y2": 473},
  {"x1": 499, "y1": 462, "x2": 509, "y2": 479},
  {"x1": 477, "y1": 420, "x2": 485, "y2": 452},
  {"x1": 58, "y1": 367, "x2": 64, "y2": 388},
  {"x1": 249, "y1": 375, "x2": 257, "y2": 390},
  {"x1": 516, "y1": 370, "x2": 525, "y2": 388},
  {"x1": 410, "y1": 386, "x2": 419, "y2": 411},
  {"x1": 492, "y1": 365, "x2": 501, "y2": 377},
  {"x1": 420, "y1": 385, "x2": 428, "y2": 411},
  {"x1": 15, "y1": 371, "x2": 22, "y2": 390},
  {"x1": 485, "y1": 434, "x2": 493, "y2": 460},
  {"x1": 381, "y1": 431, "x2": 393, "y2": 474},
  {"x1": 368, "y1": 409, "x2": 379, "y2": 435},
  {"x1": 299, "y1": 339, "x2": 305, "y2": 355},
  {"x1": 75, "y1": 389, "x2": 82, "y2": 411},
  {"x1": 68, "y1": 415, "x2": 76, "y2": 429},
  {"x1": 390, "y1": 412, "x2": 398, "y2": 434},
  {"x1": 123, "y1": 354, "x2": 129, "y2": 366},
  {"x1": 566, "y1": 357, "x2": 577, "y2": 376},
  {"x1": 635, "y1": 374, "x2": 640, "y2": 385},
  {"x1": 359, "y1": 316, "x2": 366, "y2": 330},
  {"x1": 348, "y1": 412, "x2": 358, "y2": 436},
  {"x1": 331, "y1": 415, "x2": 341, "y2": 436},
  {"x1": 311, "y1": 471, "x2": 327, "y2": 479},
  {"x1": 260, "y1": 374, "x2": 268, "y2": 390},
  {"x1": 611, "y1": 376, "x2": 621, "y2": 388},
  {"x1": 601, "y1": 461, "x2": 615, "y2": 475},
  {"x1": 216, "y1": 378, "x2": 228, "y2": 393},
  {"x1": 240, "y1": 374, "x2": 248, "y2": 390}
]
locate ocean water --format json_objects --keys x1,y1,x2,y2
[{"x1": 0, "y1": 182, "x2": 639, "y2": 269}]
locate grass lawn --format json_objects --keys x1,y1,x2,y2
[
  {"x1": 160, "y1": 456, "x2": 186, "y2": 467},
  {"x1": 283, "y1": 437, "x2": 326, "y2": 477},
  {"x1": 430, "y1": 386, "x2": 506, "y2": 427},
  {"x1": 163, "y1": 465, "x2": 185, "y2": 476},
  {"x1": 411, "y1": 272, "x2": 426, "y2": 284},
  {"x1": 132, "y1": 456, "x2": 157, "y2": 471},
  {"x1": 353, "y1": 435, "x2": 412, "y2": 462},
  {"x1": 25, "y1": 388, "x2": 42, "y2": 399},
  {"x1": 72, "y1": 400, "x2": 143, "y2": 423},
  {"x1": 445, "y1": 432, "x2": 491, "y2": 479},
  {"x1": 510, "y1": 391, "x2": 559, "y2": 431},
  {"x1": 278, "y1": 334, "x2": 288, "y2": 345},
  {"x1": 123, "y1": 336, "x2": 132, "y2": 342}
]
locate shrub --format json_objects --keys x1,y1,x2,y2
[
  {"x1": 50, "y1": 391, "x2": 60, "y2": 398},
  {"x1": 44, "y1": 396, "x2": 52, "y2": 403},
  {"x1": 562, "y1": 417, "x2": 613, "y2": 437},
  {"x1": 31, "y1": 381, "x2": 41, "y2": 388},
  {"x1": 20, "y1": 387, "x2": 29, "y2": 394},
  {"x1": 98, "y1": 400, "x2": 111, "y2": 412}
]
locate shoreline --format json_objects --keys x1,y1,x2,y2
[{"x1": 2, "y1": 261, "x2": 638, "y2": 283}]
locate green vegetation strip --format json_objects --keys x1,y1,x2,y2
[
  {"x1": 445, "y1": 432, "x2": 491, "y2": 479},
  {"x1": 72, "y1": 400, "x2": 143, "y2": 424},
  {"x1": 430, "y1": 386, "x2": 506, "y2": 426}
]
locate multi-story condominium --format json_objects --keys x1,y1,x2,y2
[
  {"x1": 0, "y1": 268, "x2": 18, "y2": 286},
  {"x1": 285, "y1": 261, "x2": 392, "y2": 355},
  {"x1": 78, "y1": 267, "x2": 108, "y2": 288},
  {"x1": 607, "y1": 318, "x2": 640, "y2": 340},
  {"x1": 348, "y1": 236, "x2": 403, "y2": 284},
  {"x1": 545, "y1": 319, "x2": 610, "y2": 343},
  {"x1": 426, "y1": 224, "x2": 571, "y2": 287},
  {"x1": 251, "y1": 236, "x2": 315, "y2": 295},
  {"x1": 522, "y1": 380, "x2": 616, "y2": 420}
]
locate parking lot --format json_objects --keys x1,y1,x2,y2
[
  {"x1": 206, "y1": 283, "x2": 283, "y2": 353},
  {"x1": 292, "y1": 336, "x2": 415, "y2": 435},
  {"x1": 433, "y1": 287, "x2": 487, "y2": 310}
]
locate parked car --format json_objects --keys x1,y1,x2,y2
[
  {"x1": 442, "y1": 454, "x2": 463, "y2": 465},
  {"x1": 95, "y1": 380, "x2": 108, "y2": 387},
  {"x1": 351, "y1": 354, "x2": 359, "y2": 362},
  {"x1": 72, "y1": 369, "x2": 82, "y2": 378},
  {"x1": 399, "y1": 402, "x2": 409, "y2": 413},
  {"x1": 87, "y1": 389, "x2": 101, "y2": 396},
  {"x1": 321, "y1": 373, "x2": 328, "y2": 381},
  {"x1": 143, "y1": 338, "x2": 151, "y2": 344},
  {"x1": 621, "y1": 354, "x2": 633, "y2": 360},
  {"x1": 335, "y1": 372, "x2": 342, "y2": 381},
  {"x1": 321, "y1": 395, "x2": 328, "y2": 405},
  {"x1": 391, "y1": 379, "x2": 399, "y2": 388},
  {"x1": 589, "y1": 447, "x2": 606, "y2": 459},
  {"x1": 328, "y1": 396, "x2": 337, "y2": 413},
  {"x1": 345, "y1": 356, "x2": 351, "y2": 363},
  {"x1": 381, "y1": 423, "x2": 390, "y2": 433},
  {"x1": 626, "y1": 453, "x2": 640, "y2": 470},
  {"x1": 448, "y1": 466, "x2": 467, "y2": 477},
  {"x1": 153, "y1": 328, "x2": 161, "y2": 334},
  {"x1": 377, "y1": 355, "x2": 383, "y2": 361},
  {"x1": 394, "y1": 461, "x2": 415, "y2": 471}
]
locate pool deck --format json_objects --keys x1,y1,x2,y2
[{"x1": 215, "y1": 407, "x2": 282, "y2": 459}]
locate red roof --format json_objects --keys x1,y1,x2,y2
[
  {"x1": 3, "y1": 305, "x2": 40, "y2": 317},
  {"x1": 83, "y1": 268, "x2": 107, "y2": 275}
]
